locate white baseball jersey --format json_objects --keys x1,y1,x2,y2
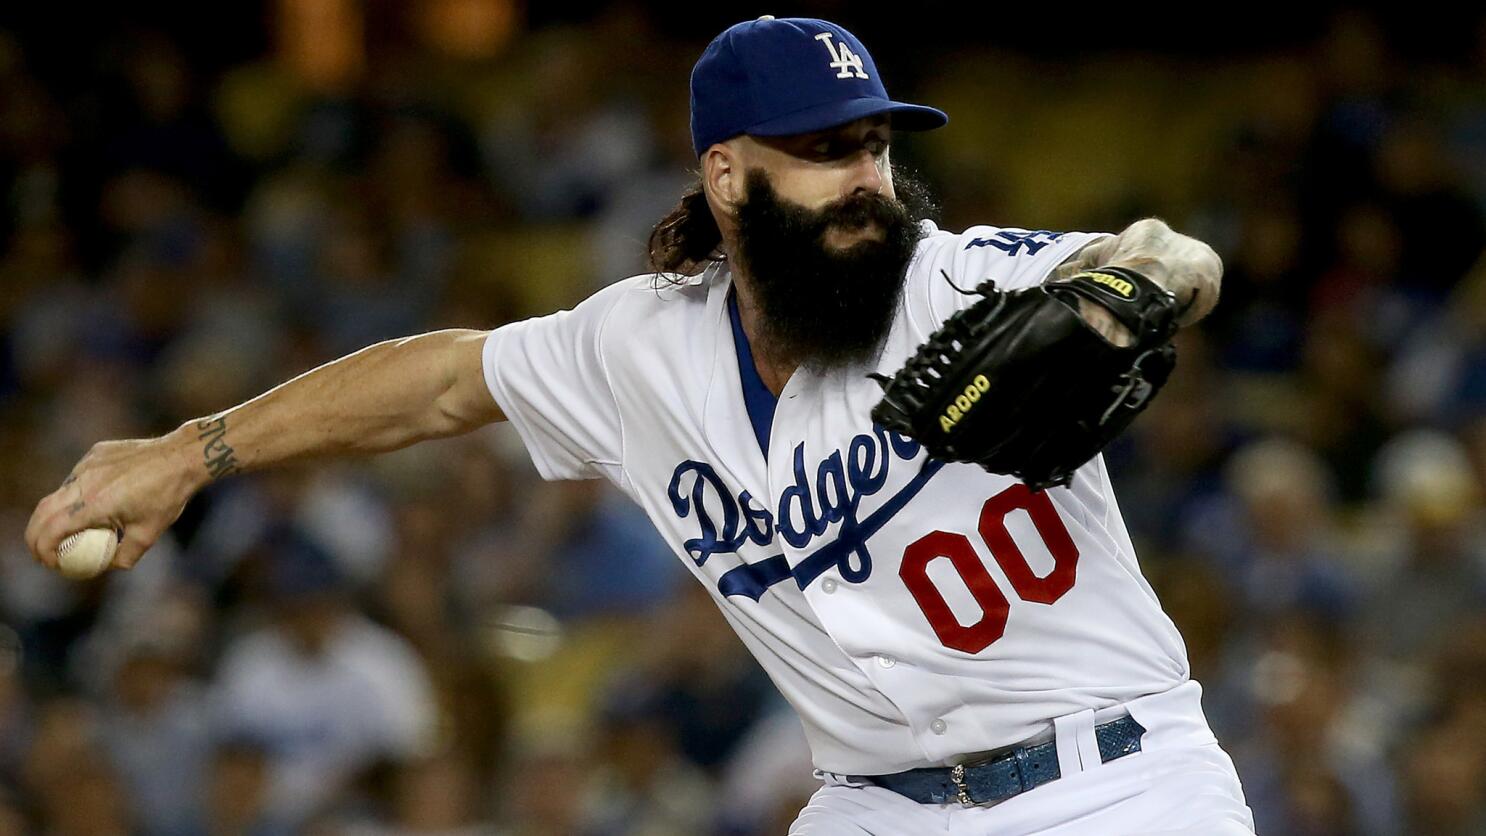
[{"x1": 482, "y1": 220, "x2": 1191, "y2": 776}]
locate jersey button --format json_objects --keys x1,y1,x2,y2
[
  {"x1": 821, "y1": 578, "x2": 838, "y2": 594},
  {"x1": 931, "y1": 719, "x2": 948, "y2": 735},
  {"x1": 876, "y1": 654, "x2": 896, "y2": 669}
]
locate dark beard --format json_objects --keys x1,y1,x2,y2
[{"x1": 732, "y1": 164, "x2": 936, "y2": 372}]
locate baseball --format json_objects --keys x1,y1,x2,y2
[{"x1": 56, "y1": 528, "x2": 119, "y2": 580}]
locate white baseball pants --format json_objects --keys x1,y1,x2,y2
[{"x1": 789, "y1": 681, "x2": 1255, "y2": 835}]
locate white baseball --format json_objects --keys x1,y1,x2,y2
[{"x1": 56, "y1": 528, "x2": 119, "y2": 580}]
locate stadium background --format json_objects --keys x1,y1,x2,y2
[{"x1": 1, "y1": 3, "x2": 1485, "y2": 833}]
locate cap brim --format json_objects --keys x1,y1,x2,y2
[{"x1": 746, "y1": 97, "x2": 948, "y2": 138}]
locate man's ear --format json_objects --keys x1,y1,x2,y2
[{"x1": 702, "y1": 142, "x2": 744, "y2": 214}]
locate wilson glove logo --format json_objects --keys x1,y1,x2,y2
[
  {"x1": 939, "y1": 374, "x2": 992, "y2": 433},
  {"x1": 1086, "y1": 271, "x2": 1135, "y2": 298}
]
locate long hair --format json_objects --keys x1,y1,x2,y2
[{"x1": 647, "y1": 178, "x2": 725, "y2": 279}]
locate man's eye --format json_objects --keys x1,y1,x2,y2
[{"x1": 812, "y1": 141, "x2": 833, "y2": 156}]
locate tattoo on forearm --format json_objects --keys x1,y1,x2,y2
[
  {"x1": 67, "y1": 500, "x2": 84, "y2": 516},
  {"x1": 196, "y1": 416, "x2": 241, "y2": 480}
]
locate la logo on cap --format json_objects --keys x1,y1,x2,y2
[{"x1": 815, "y1": 32, "x2": 868, "y2": 80}]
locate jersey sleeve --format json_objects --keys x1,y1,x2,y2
[
  {"x1": 915, "y1": 222, "x2": 1116, "y2": 329},
  {"x1": 481, "y1": 280, "x2": 630, "y2": 483}
]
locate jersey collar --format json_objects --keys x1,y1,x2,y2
[{"x1": 727, "y1": 285, "x2": 779, "y2": 458}]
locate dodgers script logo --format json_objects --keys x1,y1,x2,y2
[{"x1": 667, "y1": 425, "x2": 945, "y2": 601}]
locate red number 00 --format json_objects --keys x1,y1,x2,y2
[{"x1": 899, "y1": 484, "x2": 1080, "y2": 653}]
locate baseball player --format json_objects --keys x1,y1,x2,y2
[{"x1": 27, "y1": 17, "x2": 1253, "y2": 835}]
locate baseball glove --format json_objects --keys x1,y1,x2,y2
[{"x1": 870, "y1": 266, "x2": 1181, "y2": 492}]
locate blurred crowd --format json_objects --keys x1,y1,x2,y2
[{"x1": 1, "y1": 4, "x2": 1485, "y2": 835}]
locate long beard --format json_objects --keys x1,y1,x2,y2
[{"x1": 732, "y1": 166, "x2": 934, "y2": 372}]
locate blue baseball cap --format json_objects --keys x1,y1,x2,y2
[{"x1": 690, "y1": 16, "x2": 948, "y2": 158}]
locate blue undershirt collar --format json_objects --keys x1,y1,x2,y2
[{"x1": 727, "y1": 287, "x2": 778, "y2": 458}]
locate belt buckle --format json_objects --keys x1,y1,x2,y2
[{"x1": 949, "y1": 763, "x2": 973, "y2": 806}]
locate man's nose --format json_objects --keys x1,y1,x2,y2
[{"x1": 845, "y1": 148, "x2": 884, "y2": 197}]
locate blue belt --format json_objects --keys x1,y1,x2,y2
[{"x1": 856, "y1": 714, "x2": 1146, "y2": 807}]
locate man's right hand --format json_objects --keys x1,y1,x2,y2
[
  {"x1": 25, "y1": 429, "x2": 207, "y2": 573},
  {"x1": 23, "y1": 328, "x2": 505, "y2": 576}
]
